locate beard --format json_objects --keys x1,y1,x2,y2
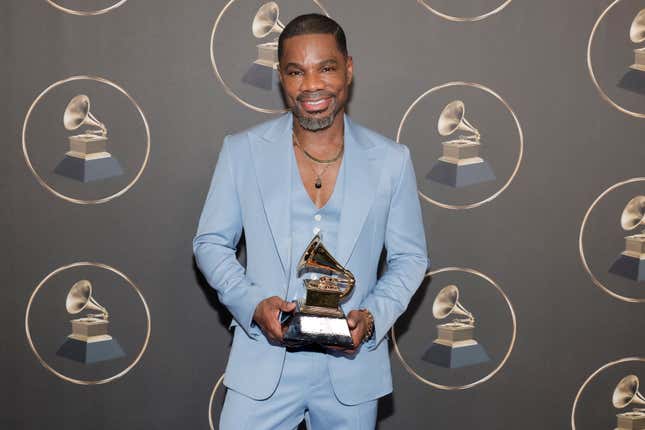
[{"x1": 292, "y1": 91, "x2": 342, "y2": 132}]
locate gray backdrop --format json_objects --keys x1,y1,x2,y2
[{"x1": 2, "y1": 0, "x2": 645, "y2": 428}]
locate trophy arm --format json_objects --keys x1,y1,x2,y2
[{"x1": 337, "y1": 270, "x2": 356, "y2": 300}]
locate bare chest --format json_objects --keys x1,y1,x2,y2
[{"x1": 293, "y1": 145, "x2": 342, "y2": 210}]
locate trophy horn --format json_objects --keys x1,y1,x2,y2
[
  {"x1": 63, "y1": 94, "x2": 107, "y2": 136},
  {"x1": 437, "y1": 100, "x2": 480, "y2": 141},
  {"x1": 432, "y1": 284, "x2": 474, "y2": 324},
  {"x1": 630, "y1": 9, "x2": 645, "y2": 44},
  {"x1": 620, "y1": 195, "x2": 645, "y2": 232},
  {"x1": 252, "y1": 1, "x2": 285, "y2": 39},
  {"x1": 297, "y1": 233, "x2": 355, "y2": 299},
  {"x1": 65, "y1": 280, "x2": 109, "y2": 320},
  {"x1": 613, "y1": 375, "x2": 645, "y2": 410}
]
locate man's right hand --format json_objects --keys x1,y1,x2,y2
[{"x1": 252, "y1": 296, "x2": 296, "y2": 343}]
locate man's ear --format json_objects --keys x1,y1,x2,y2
[
  {"x1": 346, "y1": 55, "x2": 354, "y2": 86},
  {"x1": 277, "y1": 63, "x2": 284, "y2": 85}
]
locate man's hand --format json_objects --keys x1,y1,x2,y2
[
  {"x1": 328, "y1": 309, "x2": 371, "y2": 355},
  {"x1": 252, "y1": 296, "x2": 296, "y2": 343}
]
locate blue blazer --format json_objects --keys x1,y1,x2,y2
[{"x1": 193, "y1": 113, "x2": 429, "y2": 405}]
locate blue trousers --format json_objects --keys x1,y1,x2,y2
[{"x1": 219, "y1": 349, "x2": 378, "y2": 430}]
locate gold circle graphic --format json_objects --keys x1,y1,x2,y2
[
  {"x1": 46, "y1": 0, "x2": 129, "y2": 16},
  {"x1": 571, "y1": 357, "x2": 645, "y2": 429},
  {"x1": 22, "y1": 75, "x2": 151, "y2": 205},
  {"x1": 208, "y1": 374, "x2": 226, "y2": 430},
  {"x1": 209, "y1": 0, "x2": 330, "y2": 114},
  {"x1": 391, "y1": 266, "x2": 517, "y2": 390},
  {"x1": 396, "y1": 81, "x2": 524, "y2": 210},
  {"x1": 25, "y1": 261, "x2": 151, "y2": 385},
  {"x1": 578, "y1": 177, "x2": 645, "y2": 303},
  {"x1": 417, "y1": 0, "x2": 513, "y2": 22},
  {"x1": 587, "y1": 0, "x2": 645, "y2": 118}
]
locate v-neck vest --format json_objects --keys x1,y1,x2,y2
[{"x1": 286, "y1": 146, "x2": 346, "y2": 301}]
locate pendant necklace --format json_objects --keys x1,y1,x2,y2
[{"x1": 292, "y1": 132, "x2": 343, "y2": 189}]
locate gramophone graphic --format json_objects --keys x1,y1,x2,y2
[
  {"x1": 629, "y1": 10, "x2": 645, "y2": 73},
  {"x1": 422, "y1": 285, "x2": 490, "y2": 368},
  {"x1": 612, "y1": 375, "x2": 645, "y2": 430},
  {"x1": 56, "y1": 280, "x2": 125, "y2": 364},
  {"x1": 609, "y1": 195, "x2": 645, "y2": 282},
  {"x1": 53, "y1": 94, "x2": 123, "y2": 182},
  {"x1": 282, "y1": 233, "x2": 355, "y2": 348},
  {"x1": 242, "y1": 1, "x2": 285, "y2": 90},
  {"x1": 426, "y1": 100, "x2": 495, "y2": 188},
  {"x1": 618, "y1": 9, "x2": 645, "y2": 94}
]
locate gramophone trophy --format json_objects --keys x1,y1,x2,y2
[
  {"x1": 629, "y1": 10, "x2": 645, "y2": 72},
  {"x1": 612, "y1": 375, "x2": 645, "y2": 430},
  {"x1": 56, "y1": 280, "x2": 125, "y2": 364},
  {"x1": 282, "y1": 233, "x2": 355, "y2": 348},
  {"x1": 426, "y1": 100, "x2": 495, "y2": 188},
  {"x1": 242, "y1": 2, "x2": 284, "y2": 90},
  {"x1": 422, "y1": 284, "x2": 490, "y2": 368},
  {"x1": 609, "y1": 196, "x2": 645, "y2": 281},
  {"x1": 54, "y1": 94, "x2": 123, "y2": 182}
]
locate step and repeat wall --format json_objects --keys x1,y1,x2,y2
[{"x1": 2, "y1": 0, "x2": 645, "y2": 428}]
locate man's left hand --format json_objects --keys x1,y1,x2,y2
[{"x1": 327, "y1": 309, "x2": 371, "y2": 355}]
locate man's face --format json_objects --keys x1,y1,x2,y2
[{"x1": 279, "y1": 33, "x2": 353, "y2": 132}]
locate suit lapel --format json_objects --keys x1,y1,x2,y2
[
  {"x1": 336, "y1": 116, "x2": 380, "y2": 267},
  {"x1": 249, "y1": 114, "x2": 293, "y2": 283}
]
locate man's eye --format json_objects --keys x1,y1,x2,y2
[
  {"x1": 288, "y1": 70, "x2": 302, "y2": 76},
  {"x1": 321, "y1": 66, "x2": 336, "y2": 72}
]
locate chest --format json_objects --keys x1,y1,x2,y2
[{"x1": 293, "y1": 145, "x2": 343, "y2": 210}]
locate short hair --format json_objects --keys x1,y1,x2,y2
[{"x1": 277, "y1": 14, "x2": 348, "y2": 62}]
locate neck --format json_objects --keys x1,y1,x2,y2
[{"x1": 292, "y1": 109, "x2": 345, "y2": 150}]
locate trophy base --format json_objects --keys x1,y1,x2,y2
[
  {"x1": 426, "y1": 159, "x2": 495, "y2": 188},
  {"x1": 54, "y1": 155, "x2": 123, "y2": 182},
  {"x1": 618, "y1": 69, "x2": 645, "y2": 95},
  {"x1": 616, "y1": 410, "x2": 645, "y2": 430},
  {"x1": 422, "y1": 340, "x2": 490, "y2": 368},
  {"x1": 282, "y1": 301, "x2": 353, "y2": 348},
  {"x1": 242, "y1": 63, "x2": 280, "y2": 91},
  {"x1": 56, "y1": 336, "x2": 125, "y2": 364},
  {"x1": 609, "y1": 254, "x2": 645, "y2": 281}
]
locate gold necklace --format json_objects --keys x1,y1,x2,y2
[
  {"x1": 292, "y1": 132, "x2": 344, "y2": 164},
  {"x1": 293, "y1": 142, "x2": 339, "y2": 189}
]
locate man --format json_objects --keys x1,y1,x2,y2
[{"x1": 193, "y1": 13, "x2": 429, "y2": 430}]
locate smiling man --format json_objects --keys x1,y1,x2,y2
[{"x1": 193, "y1": 13, "x2": 429, "y2": 430}]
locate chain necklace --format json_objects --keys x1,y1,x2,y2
[
  {"x1": 292, "y1": 134, "x2": 343, "y2": 189},
  {"x1": 292, "y1": 132, "x2": 344, "y2": 164}
]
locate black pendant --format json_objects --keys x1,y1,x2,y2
[{"x1": 315, "y1": 180, "x2": 322, "y2": 189}]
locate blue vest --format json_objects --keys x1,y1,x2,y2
[{"x1": 287, "y1": 146, "x2": 346, "y2": 302}]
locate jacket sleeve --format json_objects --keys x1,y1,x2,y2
[
  {"x1": 192, "y1": 135, "x2": 266, "y2": 339},
  {"x1": 359, "y1": 144, "x2": 430, "y2": 351}
]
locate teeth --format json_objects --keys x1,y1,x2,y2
[{"x1": 304, "y1": 99, "x2": 325, "y2": 105}]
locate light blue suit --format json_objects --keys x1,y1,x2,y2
[{"x1": 193, "y1": 112, "x2": 429, "y2": 408}]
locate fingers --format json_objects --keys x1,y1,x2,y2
[
  {"x1": 279, "y1": 299, "x2": 296, "y2": 312},
  {"x1": 347, "y1": 316, "x2": 358, "y2": 330}
]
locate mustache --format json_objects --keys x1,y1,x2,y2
[{"x1": 296, "y1": 91, "x2": 335, "y2": 102}]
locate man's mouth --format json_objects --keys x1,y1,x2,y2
[{"x1": 298, "y1": 96, "x2": 333, "y2": 114}]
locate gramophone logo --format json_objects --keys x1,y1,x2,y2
[
  {"x1": 422, "y1": 284, "x2": 490, "y2": 368},
  {"x1": 609, "y1": 196, "x2": 645, "y2": 282},
  {"x1": 613, "y1": 375, "x2": 645, "y2": 430},
  {"x1": 242, "y1": 2, "x2": 285, "y2": 90},
  {"x1": 629, "y1": 10, "x2": 645, "y2": 73},
  {"x1": 54, "y1": 94, "x2": 123, "y2": 183},
  {"x1": 426, "y1": 100, "x2": 495, "y2": 188},
  {"x1": 56, "y1": 280, "x2": 125, "y2": 364}
]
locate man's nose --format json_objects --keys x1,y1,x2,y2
[{"x1": 301, "y1": 71, "x2": 324, "y2": 92}]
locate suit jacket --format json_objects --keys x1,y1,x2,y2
[{"x1": 193, "y1": 112, "x2": 429, "y2": 405}]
